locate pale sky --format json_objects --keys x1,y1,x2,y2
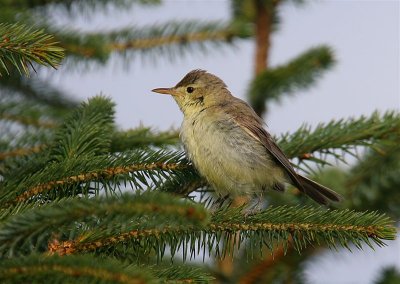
[{"x1": 44, "y1": 1, "x2": 400, "y2": 283}]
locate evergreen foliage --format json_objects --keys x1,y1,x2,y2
[
  {"x1": 0, "y1": 23, "x2": 64, "y2": 76},
  {"x1": 54, "y1": 21, "x2": 252, "y2": 64},
  {"x1": 0, "y1": 0, "x2": 398, "y2": 283},
  {"x1": 278, "y1": 111, "x2": 400, "y2": 172},
  {"x1": 0, "y1": 97, "x2": 396, "y2": 268},
  {"x1": 0, "y1": 253, "x2": 215, "y2": 283},
  {"x1": 249, "y1": 46, "x2": 335, "y2": 114},
  {"x1": 110, "y1": 128, "x2": 179, "y2": 152},
  {"x1": 0, "y1": 73, "x2": 77, "y2": 110},
  {"x1": 375, "y1": 267, "x2": 400, "y2": 284},
  {"x1": 347, "y1": 142, "x2": 400, "y2": 217},
  {"x1": 0, "y1": 254, "x2": 156, "y2": 284}
]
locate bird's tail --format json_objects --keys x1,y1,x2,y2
[{"x1": 297, "y1": 174, "x2": 343, "y2": 205}]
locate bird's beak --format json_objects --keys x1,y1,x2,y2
[{"x1": 151, "y1": 87, "x2": 177, "y2": 96}]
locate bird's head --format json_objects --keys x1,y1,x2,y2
[{"x1": 152, "y1": 69, "x2": 230, "y2": 115}]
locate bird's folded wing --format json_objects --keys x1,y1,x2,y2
[{"x1": 226, "y1": 98, "x2": 304, "y2": 190}]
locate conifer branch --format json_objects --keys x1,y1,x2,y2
[
  {"x1": 108, "y1": 25, "x2": 238, "y2": 50},
  {"x1": 0, "y1": 96, "x2": 115, "y2": 204},
  {"x1": 237, "y1": 243, "x2": 290, "y2": 284},
  {"x1": 0, "y1": 145, "x2": 45, "y2": 161},
  {"x1": 278, "y1": 111, "x2": 400, "y2": 167},
  {"x1": 10, "y1": 160, "x2": 187, "y2": 204},
  {"x1": 346, "y1": 142, "x2": 400, "y2": 215},
  {"x1": 0, "y1": 192, "x2": 208, "y2": 256},
  {"x1": 0, "y1": 97, "x2": 186, "y2": 205},
  {"x1": 151, "y1": 265, "x2": 215, "y2": 283},
  {"x1": 1, "y1": 147, "x2": 188, "y2": 206},
  {"x1": 375, "y1": 267, "x2": 400, "y2": 284},
  {"x1": 57, "y1": 21, "x2": 252, "y2": 63},
  {"x1": 249, "y1": 45, "x2": 335, "y2": 114},
  {"x1": 44, "y1": 206, "x2": 396, "y2": 258},
  {"x1": 110, "y1": 128, "x2": 179, "y2": 152},
  {"x1": 49, "y1": 96, "x2": 115, "y2": 161},
  {"x1": 0, "y1": 255, "x2": 154, "y2": 283},
  {"x1": 0, "y1": 73, "x2": 78, "y2": 110},
  {"x1": 0, "y1": 254, "x2": 214, "y2": 283},
  {"x1": 0, "y1": 23, "x2": 64, "y2": 76},
  {"x1": 0, "y1": 112, "x2": 57, "y2": 128},
  {"x1": 0, "y1": 127, "x2": 178, "y2": 161},
  {"x1": 159, "y1": 169, "x2": 207, "y2": 196}
]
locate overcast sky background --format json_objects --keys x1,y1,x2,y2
[{"x1": 45, "y1": 1, "x2": 399, "y2": 283}]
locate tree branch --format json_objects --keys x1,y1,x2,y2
[
  {"x1": 249, "y1": 45, "x2": 335, "y2": 114},
  {"x1": 45, "y1": 206, "x2": 396, "y2": 257},
  {"x1": 0, "y1": 23, "x2": 64, "y2": 76}
]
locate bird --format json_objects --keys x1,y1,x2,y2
[{"x1": 152, "y1": 69, "x2": 342, "y2": 205}]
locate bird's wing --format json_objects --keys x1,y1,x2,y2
[{"x1": 225, "y1": 98, "x2": 304, "y2": 190}]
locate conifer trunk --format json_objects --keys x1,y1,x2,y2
[{"x1": 254, "y1": 0, "x2": 272, "y2": 76}]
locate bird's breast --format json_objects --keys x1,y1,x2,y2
[{"x1": 180, "y1": 110, "x2": 284, "y2": 196}]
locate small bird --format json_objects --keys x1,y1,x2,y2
[{"x1": 152, "y1": 69, "x2": 342, "y2": 205}]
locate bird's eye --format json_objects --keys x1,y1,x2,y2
[{"x1": 186, "y1": 87, "x2": 194, "y2": 93}]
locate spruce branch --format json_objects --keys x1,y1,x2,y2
[
  {"x1": 56, "y1": 20, "x2": 252, "y2": 63},
  {"x1": 108, "y1": 21, "x2": 238, "y2": 49},
  {"x1": 1, "y1": 148, "x2": 188, "y2": 206},
  {"x1": 0, "y1": 23, "x2": 64, "y2": 76},
  {"x1": 235, "y1": 243, "x2": 311, "y2": 284},
  {"x1": 0, "y1": 127, "x2": 178, "y2": 161},
  {"x1": 49, "y1": 96, "x2": 115, "y2": 161},
  {"x1": 159, "y1": 169, "x2": 207, "y2": 197},
  {"x1": 0, "y1": 96, "x2": 115, "y2": 204},
  {"x1": 0, "y1": 254, "x2": 213, "y2": 283},
  {"x1": 277, "y1": 111, "x2": 400, "y2": 169},
  {"x1": 151, "y1": 265, "x2": 215, "y2": 283},
  {"x1": 0, "y1": 97, "x2": 60, "y2": 129},
  {"x1": 0, "y1": 72, "x2": 78, "y2": 110},
  {"x1": 0, "y1": 128, "x2": 53, "y2": 179},
  {"x1": 0, "y1": 192, "x2": 208, "y2": 256},
  {"x1": 0, "y1": 112, "x2": 56, "y2": 128},
  {"x1": 248, "y1": 45, "x2": 335, "y2": 114},
  {"x1": 0, "y1": 145, "x2": 45, "y2": 161},
  {"x1": 236, "y1": 243, "x2": 291, "y2": 284},
  {"x1": 44, "y1": 206, "x2": 396, "y2": 258},
  {"x1": 0, "y1": 254, "x2": 155, "y2": 284},
  {"x1": 0, "y1": 97, "x2": 185, "y2": 204},
  {"x1": 375, "y1": 266, "x2": 400, "y2": 284},
  {"x1": 110, "y1": 127, "x2": 179, "y2": 152},
  {"x1": 346, "y1": 142, "x2": 400, "y2": 216}
]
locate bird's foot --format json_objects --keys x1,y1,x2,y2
[
  {"x1": 208, "y1": 195, "x2": 232, "y2": 213},
  {"x1": 242, "y1": 196, "x2": 265, "y2": 217}
]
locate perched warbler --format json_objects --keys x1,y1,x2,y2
[{"x1": 152, "y1": 69, "x2": 342, "y2": 204}]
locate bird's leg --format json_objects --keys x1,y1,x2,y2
[
  {"x1": 253, "y1": 194, "x2": 265, "y2": 211},
  {"x1": 242, "y1": 195, "x2": 265, "y2": 217},
  {"x1": 209, "y1": 194, "x2": 231, "y2": 212}
]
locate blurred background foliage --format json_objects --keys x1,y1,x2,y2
[{"x1": 0, "y1": 0, "x2": 399, "y2": 283}]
